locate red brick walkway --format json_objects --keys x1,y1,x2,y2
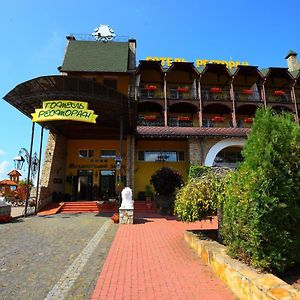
[{"x1": 91, "y1": 214, "x2": 235, "y2": 300}]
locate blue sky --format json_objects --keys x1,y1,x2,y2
[{"x1": 0, "y1": 0, "x2": 299, "y2": 179}]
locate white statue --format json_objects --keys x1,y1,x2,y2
[
  {"x1": 120, "y1": 187, "x2": 134, "y2": 209},
  {"x1": 92, "y1": 24, "x2": 116, "y2": 42},
  {"x1": 0, "y1": 193, "x2": 7, "y2": 206}
]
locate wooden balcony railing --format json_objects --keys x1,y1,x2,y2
[
  {"x1": 265, "y1": 90, "x2": 292, "y2": 103},
  {"x1": 201, "y1": 88, "x2": 231, "y2": 101}
]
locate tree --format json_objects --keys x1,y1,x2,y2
[{"x1": 222, "y1": 108, "x2": 300, "y2": 273}]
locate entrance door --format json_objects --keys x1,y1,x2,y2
[
  {"x1": 100, "y1": 170, "x2": 116, "y2": 200},
  {"x1": 78, "y1": 170, "x2": 93, "y2": 200}
]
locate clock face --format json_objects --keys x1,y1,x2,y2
[{"x1": 92, "y1": 24, "x2": 116, "y2": 42}]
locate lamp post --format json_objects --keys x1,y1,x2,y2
[{"x1": 13, "y1": 148, "x2": 40, "y2": 216}]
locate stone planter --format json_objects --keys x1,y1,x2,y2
[{"x1": 184, "y1": 230, "x2": 300, "y2": 300}]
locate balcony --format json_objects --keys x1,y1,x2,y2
[
  {"x1": 265, "y1": 90, "x2": 292, "y2": 103},
  {"x1": 138, "y1": 114, "x2": 164, "y2": 126},
  {"x1": 202, "y1": 115, "x2": 232, "y2": 128},
  {"x1": 128, "y1": 85, "x2": 164, "y2": 99},
  {"x1": 201, "y1": 87, "x2": 231, "y2": 101},
  {"x1": 168, "y1": 115, "x2": 195, "y2": 127},
  {"x1": 167, "y1": 86, "x2": 197, "y2": 100},
  {"x1": 234, "y1": 88, "x2": 262, "y2": 102}
]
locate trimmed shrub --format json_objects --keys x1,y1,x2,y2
[
  {"x1": 222, "y1": 108, "x2": 300, "y2": 273},
  {"x1": 188, "y1": 165, "x2": 211, "y2": 180},
  {"x1": 150, "y1": 167, "x2": 183, "y2": 196},
  {"x1": 175, "y1": 167, "x2": 231, "y2": 222}
]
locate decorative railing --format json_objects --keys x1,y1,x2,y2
[
  {"x1": 168, "y1": 117, "x2": 194, "y2": 127},
  {"x1": 202, "y1": 118, "x2": 232, "y2": 128},
  {"x1": 234, "y1": 89, "x2": 262, "y2": 102},
  {"x1": 138, "y1": 115, "x2": 164, "y2": 126},
  {"x1": 167, "y1": 87, "x2": 197, "y2": 100},
  {"x1": 201, "y1": 87, "x2": 231, "y2": 101},
  {"x1": 265, "y1": 90, "x2": 292, "y2": 103}
]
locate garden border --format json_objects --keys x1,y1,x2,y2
[{"x1": 184, "y1": 230, "x2": 299, "y2": 300}]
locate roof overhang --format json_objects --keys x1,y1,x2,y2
[
  {"x1": 3, "y1": 75, "x2": 136, "y2": 139},
  {"x1": 136, "y1": 126, "x2": 250, "y2": 139}
]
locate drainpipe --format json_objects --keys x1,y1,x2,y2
[
  {"x1": 230, "y1": 76, "x2": 237, "y2": 128},
  {"x1": 291, "y1": 80, "x2": 299, "y2": 123},
  {"x1": 198, "y1": 75, "x2": 202, "y2": 127},
  {"x1": 261, "y1": 78, "x2": 267, "y2": 108},
  {"x1": 164, "y1": 72, "x2": 168, "y2": 126}
]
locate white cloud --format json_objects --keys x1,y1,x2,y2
[
  {"x1": 0, "y1": 161, "x2": 10, "y2": 180},
  {"x1": 0, "y1": 150, "x2": 5, "y2": 156}
]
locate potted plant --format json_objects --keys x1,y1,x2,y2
[
  {"x1": 150, "y1": 167, "x2": 183, "y2": 215},
  {"x1": 145, "y1": 185, "x2": 153, "y2": 208}
]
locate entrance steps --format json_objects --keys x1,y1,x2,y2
[
  {"x1": 38, "y1": 200, "x2": 157, "y2": 215},
  {"x1": 60, "y1": 201, "x2": 101, "y2": 214}
]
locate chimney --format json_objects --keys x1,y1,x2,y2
[
  {"x1": 285, "y1": 50, "x2": 300, "y2": 72},
  {"x1": 128, "y1": 39, "x2": 137, "y2": 70}
]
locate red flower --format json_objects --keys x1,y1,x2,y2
[
  {"x1": 177, "y1": 116, "x2": 191, "y2": 121},
  {"x1": 111, "y1": 213, "x2": 119, "y2": 223},
  {"x1": 210, "y1": 87, "x2": 222, "y2": 93},
  {"x1": 177, "y1": 87, "x2": 189, "y2": 93},
  {"x1": 244, "y1": 117, "x2": 253, "y2": 123},
  {"x1": 144, "y1": 115, "x2": 157, "y2": 121},
  {"x1": 273, "y1": 90, "x2": 285, "y2": 96},
  {"x1": 145, "y1": 85, "x2": 157, "y2": 91},
  {"x1": 211, "y1": 116, "x2": 225, "y2": 122},
  {"x1": 0, "y1": 215, "x2": 12, "y2": 223},
  {"x1": 242, "y1": 89, "x2": 253, "y2": 95}
]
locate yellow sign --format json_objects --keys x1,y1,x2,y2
[
  {"x1": 31, "y1": 100, "x2": 98, "y2": 123},
  {"x1": 146, "y1": 56, "x2": 249, "y2": 68}
]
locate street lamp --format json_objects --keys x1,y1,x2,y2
[{"x1": 13, "y1": 148, "x2": 40, "y2": 216}]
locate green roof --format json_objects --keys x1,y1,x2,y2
[
  {"x1": 61, "y1": 40, "x2": 129, "y2": 72},
  {"x1": 285, "y1": 50, "x2": 298, "y2": 59}
]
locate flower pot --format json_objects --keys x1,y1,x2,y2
[
  {"x1": 210, "y1": 87, "x2": 222, "y2": 94},
  {"x1": 273, "y1": 90, "x2": 285, "y2": 96},
  {"x1": 242, "y1": 89, "x2": 253, "y2": 95},
  {"x1": 177, "y1": 87, "x2": 189, "y2": 93}
]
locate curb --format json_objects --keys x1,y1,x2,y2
[{"x1": 184, "y1": 230, "x2": 300, "y2": 300}]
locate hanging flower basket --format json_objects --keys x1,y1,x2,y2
[
  {"x1": 145, "y1": 85, "x2": 157, "y2": 91},
  {"x1": 242, "y1": 89, "x2": 253, "y2": 95},
  {"x1": 212, "y1": 116, "x2": 225, "y2": 122},
  {"x1": 177, "y1": 87, "x2": 189, "y2": 93},
  {"x1": 244, "y1": 117, "x2": 253, "y2": 123},
  {"x1": 273, "y1": 90, "x2": 285, "y2": 96},
  {"x1": 177, "y1": 116, "x2": 191, "y2": 121},
  {"x1": 210, "y1": 87, "x2": 222, "y2": 94},
  {"x1": 144, "y1": 115, "x2": 157, "y2": 121}
]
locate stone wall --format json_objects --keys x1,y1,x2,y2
[{"x1": 38, "y1": 132, "x2": 67, "y2": 210}]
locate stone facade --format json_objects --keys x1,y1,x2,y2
[
  {"x1": 119, "y1": 208, "x2": 133, "y2": 224},
  {"x1": 38, "y1": 132, "x2": 67, "y2": 210}
]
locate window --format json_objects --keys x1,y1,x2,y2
[
  {"x1": 79, "y1": 149, "x2": 94, "y2": 158},
  {"x1": 138, "y1": 151, "x2": 185, "y2": 162},
  {"x1": 100, "y1": 150, "x2": 116, "y2": 158}
]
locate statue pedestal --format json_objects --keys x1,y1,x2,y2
[{"x1": 119, "y1": 208, "x2": 133, "y2": 224}]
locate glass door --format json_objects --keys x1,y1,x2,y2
[
  {"x1": 100, "y1": 170, "x2": 116, "y2": 200},
  {"x1": 77, "y1": 170, "x2": 93, "y2": 200}
]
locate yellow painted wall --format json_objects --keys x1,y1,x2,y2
[
  {"x1": 134, "y1": 140, "x2": 189, "y2": 199},
  {"x1": 65, "y1": 139, "x2": 127, "y2": 194}
]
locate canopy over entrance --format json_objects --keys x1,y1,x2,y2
[{"x1": 3, "y1": 75, "x2": 136, "y2": 139}]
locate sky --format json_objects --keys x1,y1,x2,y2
[{"x1": 0, "y1": 0, "x2": 299, "y2": 179}]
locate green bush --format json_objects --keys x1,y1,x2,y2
[
  {"x1": 175, "y1": 168, "x2": 231, "y2": 222},
  {"x1": 150, "y1": 167, "x2": 183, "y2": 196},
  {"x1": 188, "y1": 165, "x2": 211, "y2": 180},
  {"x1": 222, "y1": 108, "x2": 300, "y2": 273}
]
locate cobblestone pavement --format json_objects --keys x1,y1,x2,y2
[{"x1": 0, "y1": 213, "x2": 118, "y2": 300}]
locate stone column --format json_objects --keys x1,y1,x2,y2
[
  {"x1": 38, "y1": 131, "x2": 67, "y2": 210},
  {"x1": 188, "y1": 139, "x2": 202, "y2": 165},
  {"x1": 126, "y1": 135, "x2": 132, "y2": 188},
  {"x1": 130, "y1": 136, "x2": 135, "y2": 195}
]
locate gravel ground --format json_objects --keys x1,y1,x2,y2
[{"x1": 0, "y1": 213, "x2": 118, "y2": 300}]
